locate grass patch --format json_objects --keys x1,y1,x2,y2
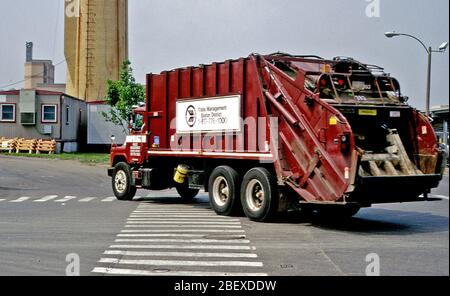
[{"x1": 2, "y1": 152, "x2": 110, "y2": 165}]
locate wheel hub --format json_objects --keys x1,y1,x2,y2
[
  {"x1": 212, "y1": 176, "x2": 230, "y2": 207},
  {"x1": 115, "y1": 170, "x2": 127, "y2": 194},
  {"x1": 246, "y1": 179, "x2": 265, "y2": 211}
]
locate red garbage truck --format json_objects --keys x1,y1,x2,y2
[{"x1": 108, "y1": 53, "x2": 446, "y2": 221}]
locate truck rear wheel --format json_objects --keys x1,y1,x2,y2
[
  {"x1": 209, "y1": 166, "x2": 241, "y2": 216},
  {"x1": 112, "y1": 162, "x2": 137, "y2": 201},
  {"x1": 241, "y1": 168, "x2": 278, "y2": 222}
]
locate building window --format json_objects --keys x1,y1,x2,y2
[
  {"x1": 66, "y1": 106, "x2": 70, "y2": 125},
  {"x1": 0, "y1": 104, "x2": 15, "y2": 122},
  {"x1": 41, "y1": 104, "x2": 57, "y2": 123}
]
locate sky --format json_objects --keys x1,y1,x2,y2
[{"x1": 0, "y1": 0, "x2": 448, "y2": 110}]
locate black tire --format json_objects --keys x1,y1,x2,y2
[
  {"x1": 208, "y1": 166, "x2": 241, "y2": 216},
  {"x1": 112, "y1": 162, "x2": 137, "y2": 201},
  {"x1": 176, "y1": 183, "x2": 200, "y2": 202},
  {"x1": 241, "y1": 167, "x2": 278, "y2": 222}
]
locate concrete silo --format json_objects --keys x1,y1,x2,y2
[{"x1": 64, "y1": 0, "x2": 128, "y2": 102}]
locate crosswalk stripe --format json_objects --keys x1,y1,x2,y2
[
  {"x1": 34, "y1": 195, "x2": 58, "y2": 202},
  {"x1": 92, "y1": 267, "x2": 267, "y2": 277},
  {"x1": 0, "y1": 199, "x2": 5, "y2": 202},
  {"x1": 132, "y1": 211, "x2": 214, "y2": 214},
  {"x1": 79, "y1": 197, "x2": 97, "y2": 202},
  {"x1": 121, "y1": 229, "x2": 245, "y2": 233},
  {"x1": 109, "y1": 244, "x2": 253, "y2": 250},
  {"x1": 115, "y1": 238, "x2": 250, "y2": 244},
  {"x1": 129, "y1": 215, "x2": 219, "y2": 218},
  {"x1": 127, "y1": 218, "x2": 240, "y2": 222},
  {"x1": 102, "y1": 197, "x2": 116, "y2": 202},
  {"x1": 117, "y1": 234, "x2": 246, "y2": 239},
  {"x1": 136, "y1": 207, "x2": 210, "y2": 209},
  {"x1": 55, "y1": 196, "x2": 77, "y2": 202},
  {"x1": 118, "y1": 234, "x2": 208, "y2": 238},
  {"x1": 10, "y1": 197, "x2": 30, "y2": 203},
  {"x1": 125, "y1": 224, "x2": 242, "y2": 229},
  {"x1": 104, "y1": 250, "x2": 258, "y2": 258},
  {"x1": 136, "y1": 206, "x2": 210, "y2": 209},
  {"x1": 99, "y1": 258, "x2": 263, "y2": 267},
  {"x1": 126, "y1": 221, "x2": 241, "y2": 225}
]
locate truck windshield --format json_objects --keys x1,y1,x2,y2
[{"x1": 132, "y1": 114, "x2": 144, "y2": 131}]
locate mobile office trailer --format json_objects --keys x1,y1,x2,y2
[
  {"x1": 87, "y1": 102, "x2": 128, "y2": 145},
  {"x1": 108, "y1": 53, "x2": 446, "y2": 222}
]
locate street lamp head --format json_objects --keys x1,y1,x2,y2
[
  {"x1": 439, "y1": 42, "x2": 449, "y2": 52},
  {"x1": 385, "y1": 32, "x2": 399, "y2": 38}
]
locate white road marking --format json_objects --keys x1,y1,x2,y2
[
  {"x1": 132, "y1": 211, "x2": 213, "y2": 216},
  {"x1": 126, "y1": 221, "x2": 241, "y2": 225},
  {"x1": 55, "y1": 196, "x2": 77, "y2": 202},
  {"x1": 137, "y1": 206, "x2": 209, "y2": 208},
  {"x1": 92, "y1": 200, "x2": 264, "y2": 276},
  {"x1": 0, "y1": 199, "x2": 5, "y2": 202},
  {"x1": 104, "y1": 250, "x2": 258, "y2": 258},
  {"x1": 129, "y1": 215, "x2": 219, "y2": 218},
  {"x1": 109, "y1": 244, "x2": 253, "y2": 250},
  {"x1": 125, "y1": 224, "x2": 242, "y2": 229},
  {"x1": 34, "y1": 195, "x2": 58, "y2": 202},
  {"x1": 79, "y1": 197, "x2": 97, "y2": 202},
  {"x1": 92, "y1": 267, "x2": 267, "y2": 277},
  {"x1": 102, "y1": 197, "x2": 116, "y2": 202},
  {"x1": 121, "y1": 229, "x2": 245, "y2": 233},
  {"x1": 115, "y1": 238, "x2": 250, "y2": 244},
  {"x1": 10, "y1": 197, "x2": 30, "y2": 203},
  {"x1": 117, "y1": 234, "x2": 246, "y2": 238},
  {"x1": 99, "y1": 258, "x2": 263, "y2": 267},
  {"x1": 118, "y1": 234, "x2": 207, "y2": 238},
  {"x1": 127, "y1": 218, "x2": 240, "y2": 223}
]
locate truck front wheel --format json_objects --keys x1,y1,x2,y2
[
  {"x1": 241, "y1": 168, "x2": 278, "y2": 222},
  {"x1": 112, "y1": 162, "x2": 137, "y2": 201},
  {"x1": 209, "y1": 166, "x2": 241, "y2": 216}
]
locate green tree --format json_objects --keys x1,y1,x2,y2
[{"x1": 102, "y1": 60, "x2": 145, "y2": 132}]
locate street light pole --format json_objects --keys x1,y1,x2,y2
[
  {"x1": 384, "y1": 32, "x2": 448, "y2": 117},
  {"x1": 426, "y1": 46, "x2": 432, "y2": 117}
]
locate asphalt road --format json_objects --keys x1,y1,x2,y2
[{"x1": 0, "y1": 155, "x2": 448, "y2": 276}]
